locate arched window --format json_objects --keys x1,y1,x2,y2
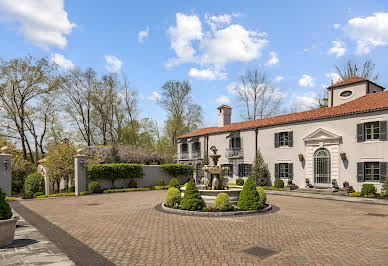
[{"x1": 314, "y1": 148, "x2": 331, "y2": 184}]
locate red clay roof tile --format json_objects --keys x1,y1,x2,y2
[
  {"x1": 327, "y1": 76, "x2": 366, "y2": 89},
  {"x1": 179, "y1": 90, "x2": 388, "y2": 139}
]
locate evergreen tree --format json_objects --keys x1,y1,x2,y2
[
  {"x1": 250, "y1": 150, "x2": 268, "y2": 186},
  {"x1": 237, "y1": 177, "x2": 261, "y2": 210},
  {"x1": 180, "y1": 178, "x2": 204, "y2": 210}
]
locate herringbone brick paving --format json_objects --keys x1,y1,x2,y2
[{"x1": 19, "y1": 191, "x2": 388, "y2": 265}]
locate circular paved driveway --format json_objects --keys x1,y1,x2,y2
[{"x1": 18, "y1": 190, "x2": 388, "y2": 265}]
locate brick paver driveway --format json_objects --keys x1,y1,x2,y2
[{"x1": 17, "y1": 191, "x2": 388, "y2": 265}]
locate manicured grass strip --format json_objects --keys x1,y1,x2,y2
[
  {"x1": 10, "y1": 201, "x2": 115, "y2": 266},
  {"x1": 103, "y1": 185, "x2": 169, "y2": 193},
  {"x1": 36, "y1": 191, "x2": 89, "y2": 198},
  {"x1": 6, "y1": 196, "x2": 17, "y2": 201},
  {"x1": 262, "y1": 186, "x2": 285, "y2": 191}
]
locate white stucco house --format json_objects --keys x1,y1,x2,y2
[{"x1": 176, "y1": 77, "x2": 388, "y2": 192}]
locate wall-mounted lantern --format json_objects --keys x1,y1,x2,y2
[
  {"x1": 298, "y1": 154, "x2": 304, "y2": 161},
  {"x1": 80, "y1": 158, "x2": 86, "y2": 168},
  {"x1": 340, "y1": 152, "x2": 347, "y2": 161},
  {"x1": 3, "y1": 159, "x2": 8, "y2": 170}
]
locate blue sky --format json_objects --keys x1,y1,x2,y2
[{"x1": 0, "y1": 0, "x2": 388, "y2": 128}]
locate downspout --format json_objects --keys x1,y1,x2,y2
[
  {"x1": 330, "y1": 89, "x2": 334, "y2": 107},
  {"x1": 255, "y1": 128, "x2": 258, "y2": 152}
]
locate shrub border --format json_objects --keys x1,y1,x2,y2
[{"x1": 160, "y1": 203, "x2": 272, "y2": 217}]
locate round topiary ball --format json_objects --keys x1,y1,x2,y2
[
  {"x1": 256, "y1": 186, "x2": 266, "y2": 208},
  {"x1": 236, "y1": 178, "x2": 244, "y2": 186},
  {"x1": 274, "y1": 178, "x2": 284, "y2": 188},
  {"x1": 168, "y1": 178, "x2": 180, "y2": 190},
  {"x1": 165, "y1": 187, "x2": 181, "y2": 208},
  {"x1": 214, "y1": 193, "x2": 230, "y2": 211},
  {"x1": 88, "y1": 181, "x2": 103, "y2": 193}
]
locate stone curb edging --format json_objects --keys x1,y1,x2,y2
[
  {"x1": 161, "y1": 203, "x2": 272, "y2": 217},
  {"x1": 265, "y1": 190, "x2": 388, "y2": 205}
]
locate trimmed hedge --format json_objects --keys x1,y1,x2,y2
[
  {"x1": 236, "y1": 178, "x2": 244, "y2": 186},
  {"x1": 24, "y1": 172, "x2": 44, "y2": 199},
  {"x1": 160, "y1": 164, "x2": 194, "y2": 178},
  {"x1": 237, "y1": 177, "x2": 261, "y2": 211},
  {"x1": 36, "y1": 192, "x2": 89, "y2": 198},
  {"x1": 33, "y1": 192, "x2": 44, "y2": 198},
  {"x1": 214, "y1": 193, "x2": 230, "y2": 211},
  {"x1": 165, "y1": 187, "x2": 181, "y2": 207},
  {"x1": 274, "y1": 178, "x2": 284, "y2": 188},
  {"x1": 180, "y1": 178, "x2": 204, "y2": 211},
  {"x1": 88, "y1": 163, "x2": 143, "y2": 180},
  {"x1": 361, "y1": 184, "x2": 377, "y2": 198}
]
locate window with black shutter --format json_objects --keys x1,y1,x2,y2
[
  {"x1": 357, "y1": 121, "x2": 387, "y2": 142},
  {"x1": 278, "y1": 163, "x2": 293, "y2": 178},
  {"x1": 357, "y1": 161, "x2": 387, "y2": 182},
  {"x1": 275, "y1": 131, "x2": 293, "y2": 147}
]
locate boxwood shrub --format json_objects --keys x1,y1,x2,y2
[
  {"x1": 256, "y1": 186, "x2": 267, "y2": 207},
  {"x1": 24, "y1": 172, "x2": 45, "y2": 199},
  {"x1": 160, "y1": 164, "x2": 194, "y2": 178},
  {"x1": 168, "y1": 177, "x2": 180, "y2": 190},
  {"x1": 88, "y1": 164, "x2": 143, "y2": 180},
  {"x1": 360, "y1": 184, "x2": 377, "y2": 198},
  {"x1": 88, "y1": 181, "x2": 103, "y2": 193},
  {"x1": 0, "y1": 188, "x2": 12, "y2": 220},
  {"x1": 274, "y1": 178, "x2": 284, "y2": 188},
  {"x1": 214, "y1": 193, "x2": 230, "y2": 211},
  {"x1": 165, "y1": 187, "x2": 181, "y2": 208},
  {"x1": 236, "y1": 178, "x2": 244, "y2": 186}
]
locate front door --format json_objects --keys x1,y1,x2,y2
[{"x1": 314, "y1": 148, "x2": 331, "y2": 185}]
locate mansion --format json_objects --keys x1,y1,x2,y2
[{"x1": 176, "y1": 77, "x2": 388, "y2": 192}]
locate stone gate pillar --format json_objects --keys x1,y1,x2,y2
[
  {"x1": 0, "y1": 147, "x2": 12, "y2": 196},
  {"x1": 74, "y1": 149, "x2": 87, "y2": 196}
]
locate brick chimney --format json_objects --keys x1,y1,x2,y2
[{"x1": 217, "y1": 105, "x2": 232, "y2": 127}]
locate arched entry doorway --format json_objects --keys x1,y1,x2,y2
[{"x1": 314, "y1": 148, "x2": 331, "y2": 185}]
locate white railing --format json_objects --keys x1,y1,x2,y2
[{"x1": 226, "y1": 148, "x2": 243, "y2": 158}]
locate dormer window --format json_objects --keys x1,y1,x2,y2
[{"x1": 340, "y1": 90, "x2": 353, "y2": 97}]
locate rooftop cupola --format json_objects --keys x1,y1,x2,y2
[
  {"x1": 327, "y1": 77, "x2": 385, "y2": 107},
  {"x1": 217, "y1": 105, "x2": 232, "y2": 127}
]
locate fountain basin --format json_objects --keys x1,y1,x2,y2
[{"x1": 181, "y1": 186, "x2": 242, "y2": 207}]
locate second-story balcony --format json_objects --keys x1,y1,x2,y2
[
  {"x1": 191, "y1": 150, "x2": 202, "y2": 159},
  {"x1": 179, "y1": 152, "x2": 189, "y2": 160},
  {"x1": 226, "y1": 148, "x2": 243, "y2": 158}
]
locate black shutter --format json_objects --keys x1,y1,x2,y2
[
  {"x1": 357, "y1": 124, "x2": 364, "y2": 142},
  {"x1": 229, "y1": 138, "x2": 232, "y2": 149},
  {"x1": 238, "y1": 164, "x2": 243, "y2": 177},
  {"x1": 379, "y1": 121, "x2": 387, "y2": 141},
  {"x1": 274, "y1": 163, "x2": 279, "y2": 178},
  {"x1": 357, "y1": 162, "x2": 364, "y2": 182},
  {"x1": 288, "y1": 131, "x2": 293, "y2": 147},
  {"x1": 379, "y1": 162, "x2": 387, "y2": 183},
  {"x1": 274, "y1": 133, "x2": 279, "y2": 148},
  {"x1": 288, "y1": 163, "x2": 293, "y2": 179}
]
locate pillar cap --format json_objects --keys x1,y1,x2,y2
[
  {"x1": 76, "y1": 148, "x2": 86, "y2": 156},
  {"x1": 1, "y1": 146, "x2": 9, "y2": 154}
]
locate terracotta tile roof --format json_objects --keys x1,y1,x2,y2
[
  {"x1": 327, "y1": 76, "x2": 366, "y2": 89},
  {"x1": 217, "y1": 104, "x2": 232, "y2": 109},
  {"x1": 179, "y1": 90, "x2": 388, "y2": 139}
]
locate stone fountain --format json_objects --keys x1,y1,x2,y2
[{"x1": 182, "y1": 145, "x2": 242, "y2": 206}]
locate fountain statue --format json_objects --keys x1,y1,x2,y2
[
  {"x1": 182, "y1": 145, "x2": 242, "y2": 207},
  {"x1": 201, "y1": 145, "x2": 229, "y2": 190}
]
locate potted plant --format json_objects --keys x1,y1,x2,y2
[
  {"x1": 298, "y1": 154, "x2": 304, "y2": 161},
  {"x1": 305, "y1": 178, "x2": 312, "y2": 188},
  {"x1": 0, "y1": 188, "x2": 17, "y2": 247},
  {"x1": 331, "y1": 179, "x2": 339, "y2": 192}
]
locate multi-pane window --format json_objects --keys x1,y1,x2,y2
[
  {"x1": 181, "y1": 143, "x2": 188, "y2": 152},
  {"x1": 365, "y1": 162, "x2": 380, "y2": 181},
  {"x1": 195, "y1": 163, "x2": 203, "y2": 178},
  {"x1": 240, "y1": 164, "x2": 252, "y2": 177},
  {"x1": 279, "y1": 132, "x2": 289, "y2": 146},
  {"x1": 230, "y1": 137, "x2": 241, "y2": 149},
  {"x1": 365, "y1": 122, "x2": 380, "y2": 140},
  {"x1": 279, "y1": 163, "x2": 289, "y2": 178},
  {"x1": 221, "y1": 164, "x2": 233, "y2": 177}
]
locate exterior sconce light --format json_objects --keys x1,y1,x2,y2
[
  {"x1": 3, "y1": 159, "x2": 8, "y2": 170},
  {"x1": 340, "y1": 152, "x2": 347, "y2": 161},
  {"x1": 80, "y1": 158, "x2": 86, "y2": 168},
  {"x1": 298, "y1": 154, "x2": 304, "y2": 161}
]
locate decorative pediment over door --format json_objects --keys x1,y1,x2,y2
[{"x1": 303, "y1": 128, "x2": 342, "y2": 146}]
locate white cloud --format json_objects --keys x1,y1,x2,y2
[
  {"x1": 166, "y1": 13, "x2": 203, "y2": 67},
  {"x1": 138, "y1": 27, "x2": 149, "y2": 43},
  {"x1": 104, "y1": 55, "x2": 122, "y2": 73},
  {"x1": 167, "y1": 13, "x2": 268, "y2": 68},
  {"x1": 188, "y1": 67, "x2": 226, "y2": 80},
  {"x1": 265, "y1": 51, "x2": 279, "y2": 65},
  {"x1": 298, "y1": 74, "x2": 314, "y2": 87},
  {"x1": 273, "y1": 76, "x2": 284, "y2": 83},
  {"x1": 333, "y1": 24, "x2": 341, "y2": 29},
  {"x1": 215, "y1": 95, "x2": 230, "y2": 104},
  {"x1": 148, "y1": 91, "x2": 160, "y2": 101},
  {"x1": 224, "y1": 82, "x2": 240, "y2": 95},
  {"x1": 291, "y1": 91, "x2": 319, "y2": 111},
  {"x1": 325, "y1": 73, "x2": 342, "y2": 84},
  {"x1": 0, "y1": 0, "x2": 75, "y2": 49},
  {"x1": 50, "y1": 53, "x2": 74, "y2": 71},
  {"x1": 344, "y1": 12, "x2": 388, "y2": 54},
  {"x1": 328, "y1": 40, "x2": 346, "y2": 57}
]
